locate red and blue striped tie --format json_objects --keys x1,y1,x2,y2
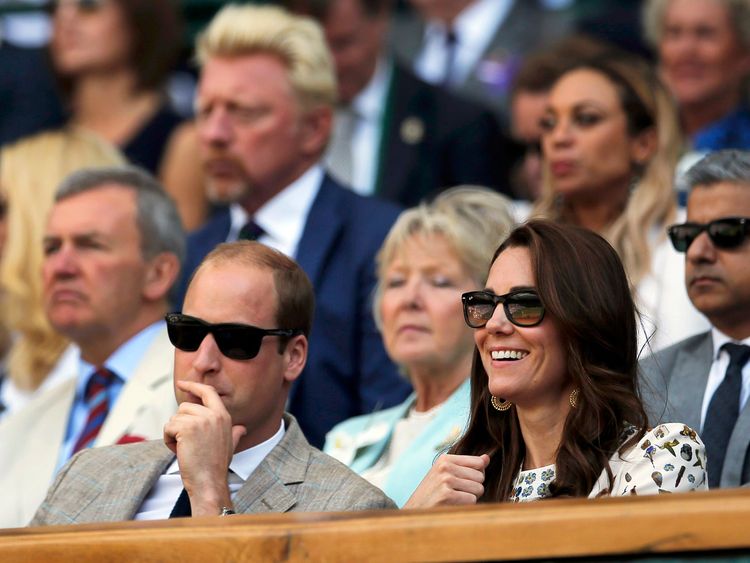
[{"x1": 72, "y1": 367, "x2": 116, "y2": 454}]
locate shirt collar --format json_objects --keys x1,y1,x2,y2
[
  {"x1": 229, "y1": 164, "x2": 323, "y2": 257},
  {"x1": 710, "y1": 326, "x2": 750, "y2": 360},
  {"x1": 166, "y1": 419, "x2": 285, "y2": 481},
  {"x1": 76, "y1": 320, "x2": 164, "y2": 394}
]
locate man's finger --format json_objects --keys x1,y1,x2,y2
[{"x1": 176, "y1": 380, "x2": 225, "y2": 411}]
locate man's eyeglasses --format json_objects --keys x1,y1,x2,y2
[
  {"x1": 461, "y1": 289, "x2": 545, "y2": 328},
  {"x1": 667, "y1": 217, "x2": 750, "y2": 252},
  {"x1": 47, "y1": 0, "x2": 106, "y2": 14},
  {"x1": 165, "y1": 313, "x2": 302, "y2": 360}
]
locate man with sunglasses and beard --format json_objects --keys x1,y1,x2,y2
[
  {"x1": 31, "y1": 241, "x2": 394, "y2": 525},
  {"x1": 641, "y1": 149, "x2": 750, "y2": 489}
]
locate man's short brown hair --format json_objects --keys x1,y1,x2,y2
[{"x1": 197, "y1": 241, "x2": 315, "y2": 340}]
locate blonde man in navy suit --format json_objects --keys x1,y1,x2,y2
[{"x1": 177, "y1": 4, "x2": 411, "y2": 448}]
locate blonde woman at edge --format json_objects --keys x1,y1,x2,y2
[
  {"x1": 0, "y1": 127, "x2": 125, "y2": 419},
  {"x1": 532, "y1": 53, "x2": 709, "y2": 351},
  {"x1": 324, "y1": 186, "x2": 515, "y2": 506}
]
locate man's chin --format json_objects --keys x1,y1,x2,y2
[{"x1": 206, "y1": 178, "x2": 251, "y2": 205}]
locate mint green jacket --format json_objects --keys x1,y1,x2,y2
[{"x1": 323, "y1": 379, "x2": 471, "y2": 507}]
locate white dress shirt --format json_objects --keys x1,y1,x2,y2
[
  {"x1": 134, "y1": 420, "x2": 285, "y2": 520},
  {"x1": 414, "y1": 0, "x2": 513, "y2": 86},
  {"x1": 227, "y1": 164, "x2": 323, "y2": 258},
  {"x1": 326, "y1": 58, "x2": 391, "y2": 196},
  {"x1": 699, "y1": 329, "x2": 750, "y2": 431}
]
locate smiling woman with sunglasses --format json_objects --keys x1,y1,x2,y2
[{"x1": 405, "y1": 220, "x2": 707, "y2": 507}]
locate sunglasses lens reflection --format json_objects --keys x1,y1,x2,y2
[
  {"x1": 507, "y1": 298, "x2": 544, "y2": 326},
  {"x1": 710, "y1": 220, "x2": 746, "y2": 248}
]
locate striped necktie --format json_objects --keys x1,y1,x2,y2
[
  {"x1": 72, "y1": 367, "x2": 116, "y2": 454},
  {"x1": 702, "y1": 342, "x2": 750, "y2": 487}
]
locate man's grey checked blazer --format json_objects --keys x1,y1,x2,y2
[
  {"x1": 31, "y1": 415, "x2": 395, "y2": 526},
  {"x1": 640, "y1": 331, "x2": 750, "y2": 488}
]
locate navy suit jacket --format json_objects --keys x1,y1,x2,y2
[
  {"x1": 376, "y1": 62, "x2": 514, "y2": 207},
  {"x1": 177, "y1": 174, "x2": 412, "y2": 447}
]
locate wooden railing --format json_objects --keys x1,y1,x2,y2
[{"x1": 1, "y1": 488, "x2": 749, "y2": 562}]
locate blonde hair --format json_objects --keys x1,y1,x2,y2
[
  {"x1": 195, "y1": 4, "x2": 337, "y2": 111},
  {"x1": 642, "y1": 0, "x2": 750, "y2": 49},
  {"x1": 532, "y1": 56, "x2": 682, "y2": 287},
  {"x1": 373, "y1": 186, "x2": 516, "y2": 326},
  {"x1": 0, "y1": 127, "x2": 125, "y2": 390}
]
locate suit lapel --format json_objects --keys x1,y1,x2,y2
[
  {"x1": 2, "y1": 378, "x2": 77, "y2": 525},
  {"x1": 294, "y1": 177, "x2": 344, "y2": 286},
  {"x1": 73, "y1": 442, "x2": 174, "y2": 522},
  {"x1": 96, "y1": 327, "x2": 175, "y2": 446},
  {"x1": 666, "y1": 333, "x2": 713, "y2": 430},
  {"x1": 377, "y1": 64, "x2": 426, "y2": 203},
  {"x1": 723, "y1": 379, "x2": 750, "y2": 487},
  {"x1": 233, "y1": 416, "x2": 308, "y2": 514}
]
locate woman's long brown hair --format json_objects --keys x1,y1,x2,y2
[{"x1": 450, "y1": 220, "x2": 648, "y2": 501}]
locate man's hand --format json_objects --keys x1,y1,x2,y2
[
  {"x1": 403, "y1": 453, "x2": 490, "y2": 509},
  {"x1": 163, "y1": 380, "x2": 247, "y2": 516}
]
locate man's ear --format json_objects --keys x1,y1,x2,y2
[
  {"x1": 282, "y1": 334, "x2": 307, "y2": 383},
  {"x1": 142, "y1": 252, "x2": 181, "y2": 302},
  {"x1": 299, "y1": 105, "x2": 333, "y2": 158}
]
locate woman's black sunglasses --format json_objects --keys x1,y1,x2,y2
[
  {"x1": 667, "y1": 217, "x2": 750, "y2": 252},
  {"x1": 461, "y1": 289, "x2": 545, "y2": 328},
  {"x1": 165, "y1": 313, "x2": 302, "y2": 361}
]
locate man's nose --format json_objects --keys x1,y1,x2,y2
[
  {"x1": 191, "y1": 333, "x2": 223, "y2": 375},
  {"x1": 198, "y1": 107, "x2": 233, "y2": 146},
  {"x1": 45, "y1": 245, "x2": 79, "y2": 278},
  {"x1": 686, "y1": 230, "x2": 717, "y2": 264}
]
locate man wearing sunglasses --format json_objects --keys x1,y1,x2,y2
[
  {"x1": 0, "y1": 166, "x2": 184, "y2": 528},
  {"x1": 31, "y1": 241, "x2": 394, "y2": 525},
  {"x1": 176, "y1": 4, "x2": 411, "y2": 449},
  {"x1": 641, "y1": 149, "x2": 750, "y2": 489}
]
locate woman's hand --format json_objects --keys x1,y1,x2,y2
[{"x1": 404, "y1": 453, "x2": 490, "y2": 509}]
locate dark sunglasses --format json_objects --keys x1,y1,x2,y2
[
  {"x1": 461, "y1": 289, "x2": 545, "y2": 328},
  {"x1": 667, "y1": 217, "x2": 750, "y2": 252},
  {"x1": 47, "y1": 0, "x2": 105, "y2": 13},
  {"x1": 165, "y1": 313, "x2": 302, "y2": 361}
]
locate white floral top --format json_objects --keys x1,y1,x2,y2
[{"x1": 510, "y1": 422, "x2": 708, "y2": 502}]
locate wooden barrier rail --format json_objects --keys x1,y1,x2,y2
[{"x1": 1, "y1": 488, "x2": 749, "y2": 562}]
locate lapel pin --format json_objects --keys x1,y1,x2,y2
[{"x1": 400, "y1": 116, "x2": 424, "y2": 145}]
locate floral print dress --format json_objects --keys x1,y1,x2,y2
[{"x1": 510, "y1": 422, "x2": 708, "y2": 502}]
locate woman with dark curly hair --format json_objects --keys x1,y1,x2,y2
[{"x1": 406, "y1": 220, "x2": 707, "y2": 506}]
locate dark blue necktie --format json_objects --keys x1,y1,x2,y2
[
  {"x1": 702, "y1": 342, "x2": 750, "y2": 488},
  {"x1": 169, "y1": 488, "x2": 192, "y2": 518},
  {"x1": 238, "y1": 220, "x2": 264, "y2": 241}
]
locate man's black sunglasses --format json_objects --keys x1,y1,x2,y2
[
  {"x1": 165, "y1": 313, "x2": 302, "y2": 360},
  {"x1": 461, "y1": 289, "x2": 545, "y2": 328},
  {"x1": 667, "y1": 217, "x2": 750, "y2": 252}
]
